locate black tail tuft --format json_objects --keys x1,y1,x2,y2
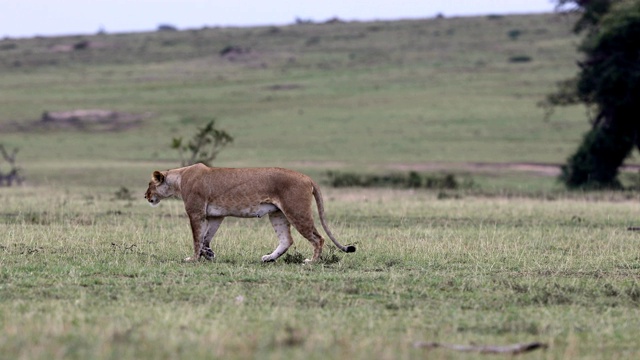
[{"x1": 344, "y1": 245, "x2": 356, "y2": 253}]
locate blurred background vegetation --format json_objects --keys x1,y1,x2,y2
[{"x1": 1, "y1": 8, "x2": 637, "y2": 193}]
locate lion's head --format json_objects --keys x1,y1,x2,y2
[{"x1": 144, "y1": 171, "x2": 175, "y2": 206}]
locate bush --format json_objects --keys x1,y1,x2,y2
[
  {"x1": 171, "y1": 118, "x2": 233, "y2": 167},
  {"x1": 113, "y1": 186, "x2": 133, "y2": 201},
  {"x1": 508, "y1": 29, "x2": 523, "y2": 40},
  {"x1": 325, "y1": 171, "x2": 469, "y2": 190},
  {"x1": 509, "y1": 55, "x2": 532, "y2": 63},
  {"x1": 157, "y1": 24, "x2": 177, "y2": 32},
  {"x1": 0, "y1": 43, "x2": 17, "y2": 51}
]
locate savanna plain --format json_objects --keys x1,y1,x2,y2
[{"x1": 1, "y1": 12, "x2": 640, "y2": 359}]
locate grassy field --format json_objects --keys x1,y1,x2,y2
[
  {"x1": 0, "y1": 12, "x2": 591, "y2": 190},
  {"x1": 2, "y1": 188, "x2": 640, "y2": 359},
  {"x1": 2, "y1": 11, "x2": 640, "y2": 360}
]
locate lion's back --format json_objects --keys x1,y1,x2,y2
[{"x1": 181, "y1": 165, "x2": 313, "y2": 202}]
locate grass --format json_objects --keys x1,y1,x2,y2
[
  {"x1": 0, "y1": 12, "x2": 593, "y2": 190},
  {"x1": 2, "y1": 11, "x2": 640, "y2": 359},
  {"x1": 2, "y1": 187, "x2": 640, "y2": 359}
]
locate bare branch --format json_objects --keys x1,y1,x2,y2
[
  {"x1": 0, "y1": 144, "x2": 25, "y2": 186},
  {"x1": 0, "y1": 144, "x2": 18, "y2": 164}
]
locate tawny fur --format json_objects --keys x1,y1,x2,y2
[{"x1": 144, "y1": 163, "x2": 355, "y2": 263}]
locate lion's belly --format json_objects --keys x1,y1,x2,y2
[{"x1": 206, "y1": 203, "x2": 279, "y2": 218}]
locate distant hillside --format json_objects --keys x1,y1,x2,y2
[
  {"x1": 0, "y1": 13, "x2": 575, "y2": 70},
  {"x1": 1, "y1": 12, "x2": 593, "y2": 189}
]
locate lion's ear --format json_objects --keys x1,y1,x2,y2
[{"x1": 152, "y1": 171, "x2": 165, "y2": 184}]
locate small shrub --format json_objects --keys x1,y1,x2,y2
[
  {"x1": 509, "y1": 55, "x2": 532, "y2": 63},
  {"x1": 508, "y1": 29, "x2": 523, "y2": 40},
  {"x1": 266, "y1": 27, "x2": 281, "y2": 35},
  {"x1": 326, "y1": 171, "x2": 362, "y2": 187},
  {"x1": 281, "y1": 248, "x2": 342, "y2": 264},
  {"x1": 157, "y1": 24, "x2": 177, "y2": 32},
  {"x1": 407, "y1": 171, "x2": 422, "y2": 188},
  {"x1": 305, "y1": 36, "x2": 321, "y2": 46},
  {"x1": 73, "y1": 40, "x2": 90, "y2": 50},
  {"x1": 113, "y1": 186, "x2": 133, "y2": 201},
  {"x1": 219, "y1": 45, "x2": 246, "y2": 56},
  {"x1": 425, "y1": 173, "x2": 458, "y2": 189},
  {"x1": 326, "y1": 171, "x2": 469, "y2": 190},
  {"x1": 161, "y1": 39, "x2": 179, "y2": 47},
  {"x1": 295, "y1": 17, "x2": 314, "y2": 25},
  {"x1": 171, "y1": 118, "x2": 233, "y2": 167},
  {"x1": 0, "y1": 43, "x2": 17, "y2": 51},
  {"x1": 282, "y1": 250, "x2": 306, "y2": 264}
]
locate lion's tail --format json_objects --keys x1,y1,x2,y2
[{"x1": 312, "y1": 181, "x2": 356, "y2": 254}]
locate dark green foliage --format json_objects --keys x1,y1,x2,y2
[
  {"x1": 548, "y1": 0, "x2": 640, "y2": 189},
  {"x1": 509, "y1": 55, "x2": 532, "y2": 63},
  {"x1": 281, "y1": 249, "x2": 342, "y2": 264},
  {"x1": 560, "y1": 125, "x2": 634, "y2": 189},
  {"x1": 73, "y1": 40, "x2": 90, "y2": 50},
  {"x1": 157, "y1": 24, "x2": 178, "y2": 32},
  {"x1": 576, "y1": 4, "x2": 640, "y2": 115},
  {"x1": 171, "y1": 119, "x2": 233, "y2": 167},
  {"x1": 507, "y1": 29, "x2": 523, "y2": 40},
  {"x1": 326, "y1": 170, "x2": 467, "y2": 190},
  {"x1": 557, "y1": 0, "x2": 613, "y2": 33},
  {"x1": 0, "y1": 42, "x2": 17, "y2": 51},
  {"x1": 281, "y1": 251, "x2": 306, "y2": 264},
  {"x1": 219, "y1": 45, "x2": 247, "y2": 56}
]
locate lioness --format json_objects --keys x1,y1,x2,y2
[{"x1": 144, "y1": 163, "x2": 356, "y2": 263}]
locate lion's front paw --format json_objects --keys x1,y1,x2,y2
[
  {"x1": 261, "y1": 255, "x2": 275, "y2": 262},
  {"x1": 200, "y1": 247, "x2": 215, "y2": 261}
]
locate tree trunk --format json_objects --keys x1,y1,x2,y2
[{"x1": 560, "y1": 121, "x2": 635, "y2": 189}]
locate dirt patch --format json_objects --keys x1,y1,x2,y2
[
  {"x1": 388, "y1": 162, "x2": 563, "y2": 177},
  {"x1": 3, "y1": 109, "x2": 151, "y2": 132}
]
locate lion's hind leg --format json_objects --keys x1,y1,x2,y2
[
  {"x1": 262, "y1": 210, "x2": 293, "y2": 262},
  {"x1": 288, "y1": 216, "x2": 324, "y2": 263},
  {"x1": 302, "y1": 229, "x2": 325, "y2": 263},
  {"x1": 277, "y1": 204, "x2": 325, "y2": 263}
]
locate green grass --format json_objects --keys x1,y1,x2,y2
[
  {"x1": 2, "y1": 12, "x2": 640, "y2": 359},
  {"x1": 0, "y1": 12, "x2": 594, "y2": 191},
  {"x1": 2, "y1": 187, "x2": 640, "y2": 359}
]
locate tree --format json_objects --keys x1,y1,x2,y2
[
  {"x1": 171, "y1": 118, "x2": 233, "y2": 166},
  {"x1": 545, "y1": 0, "x2": 640, "y2": 188}
]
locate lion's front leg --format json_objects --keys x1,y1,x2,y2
[
  {"x1": 185, "y1": 213, "x2": 207, "y2": 262},
  {"x1": 200, "y1": 216, "x2": 223, "y2": 261}
]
